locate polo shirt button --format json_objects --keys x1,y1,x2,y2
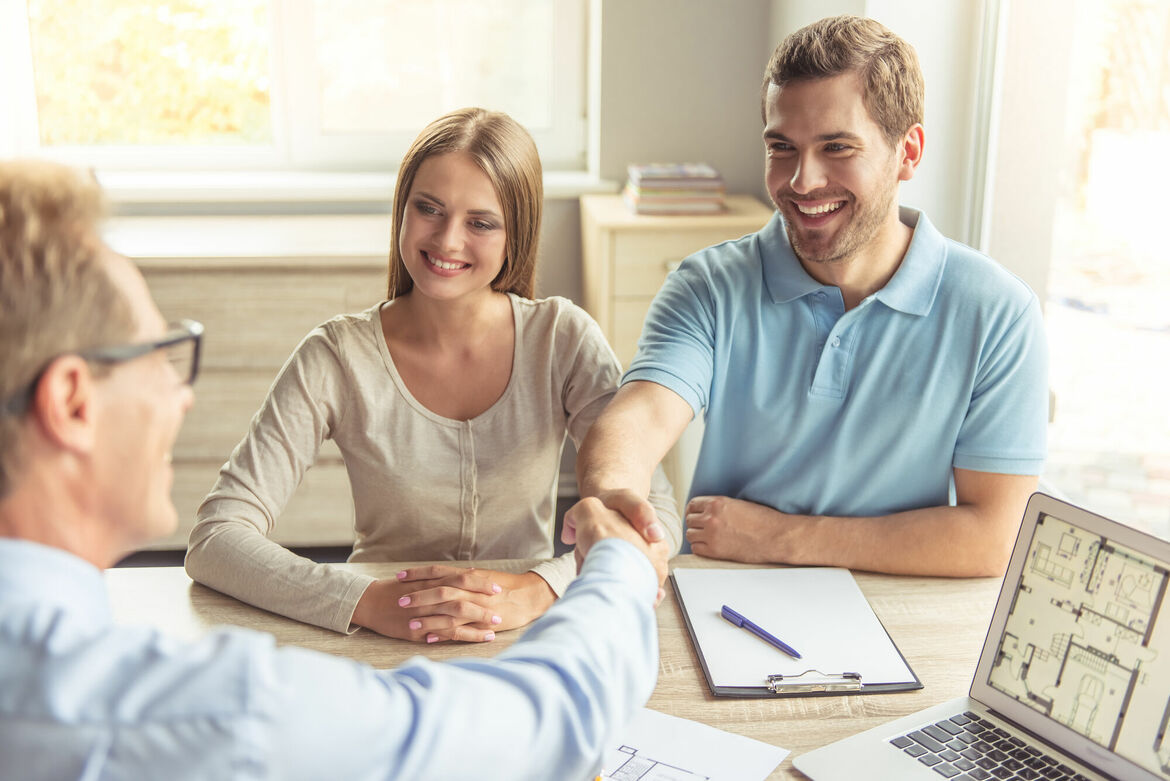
[{"x1": 831, "y1": 336, "x2": 841, "y2": 348}]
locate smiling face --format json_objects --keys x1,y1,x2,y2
[
  {"x1": 764, "y1": 72, "x2": 913, "y2": 268},
  {"x1": 91, "y1": 251, "x2": 194, "y2": 551},
  {"x1": 397, "y1": 151, "x2": 508, "y2": 305}
]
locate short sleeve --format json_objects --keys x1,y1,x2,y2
[
  {"x1": 953, "y1": 296, "x2": 1049, "y2": 475},
  {"x1": 622, "y1": 264, "x2": 717, "y2": 416}
]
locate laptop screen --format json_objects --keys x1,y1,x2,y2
[{"x1": 983, "y1": 508, "x2": 1170, "y2": 779}]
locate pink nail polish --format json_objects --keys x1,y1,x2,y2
[
  {"x1": 426, "y1": 634, "x2": 438, "y2": 643},
  {"x1": 409, "y1": 620, "x2": 422, "y2": 630},
  {"x1": 398, "y1": 596, "x2": 410, "y2": 607},
  {"x1": 492, "y1": 583, "x2": 502, "y2": 594},
  {"x1": 491, "y1": 615, "x2": 502, "y2": 625},
  {"x1": 396, "y1": 570, "x2": 407, "y2": 580},
  {"x1": 484, "y1": 631, "x2": 495, "y2": 641}
]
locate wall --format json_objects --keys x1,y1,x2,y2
[
  {"x1": 536, "y1": 0, "x2": 775, "y2": 302},
  {"x1": 770, "y1": 0, "x2": 987, "y2": 247}
]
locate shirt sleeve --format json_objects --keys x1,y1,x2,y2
[
  {"x1": 622, "y1": 262, "x2": 718, "y2": 417},
  {"x1": 185, "y1": 325, "x2": 375, "y2": 635},
  {"x1": 263, "y1": 538, "x2": 659, "y2": 780},
  {"x1": 953, "y1": 295, "x2": 1049, "y2": 475}
]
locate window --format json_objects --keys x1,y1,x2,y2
[
  {"x1": 2, "y1": 0, "x2": 587, "y2": 172},
  {"x1": 988, "y1": 0, "x2": 1170, "y2": 540}
]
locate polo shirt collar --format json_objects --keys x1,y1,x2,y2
[
  {"x1": 760, "y1": 206, "x2": 946, "y2": 316},
  {"x1": 760, "y1": 212, "x2": 825, "y2": 304},
  {"x1": 873, "y1": 207, "x2": 946, "y2": 316}
]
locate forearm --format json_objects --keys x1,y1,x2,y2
[
  {"x1": 186, "y1": 505, "x2": 372, "y2": 633},
  {"x1": 762, "y1": 503, "x2": 1016, "y2": 576},
  {"x1": 576, "y1": 416, "x2": 657, "y2": 499},
  {"x1": 576, "y1": 381, "x2": 692, "y2": 499}
]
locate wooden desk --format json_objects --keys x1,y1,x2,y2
[{"x1": 105, "y1": 555, "x2": 1001, "y2": 779}]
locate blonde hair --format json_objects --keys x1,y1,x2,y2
[
  {"x1": 762, "y1": 15, "x2": 925, "y2": 147},
  {"x1": 0, "y1": 160, "x2": 135, "y2": 496},
  {"x1": 387, "y1": 108, "x2": 543, "y2": 299}
]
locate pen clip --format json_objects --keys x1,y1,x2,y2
[{"x1": 765, "y1": 670, "x2": 862, "y2": 694}]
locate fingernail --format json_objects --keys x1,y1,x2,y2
[
  {"x1": 396, "y1": 570, "x2": 407, "y2": 580},
  {"x1": 492, "y1": 583, "x2": 502, "y2": 594},
  {"x1": 409, "y1": 620, "x2": 422, "y2": 630},
  {"x1": 647, "y1": 523, "x2": 665, "y2": 542},
  {"x1": 398, "y1": 596, "x2": 411, "y2": 607},
  {"x1": 426, "y1": 634, "x2": 438, "y2": 643},
  {"x1": 484, "y1": 631, "x2": 495, "y2": 641},
  {"x1": 491, "y1": 615, "x2": 502, "y2": 625}
]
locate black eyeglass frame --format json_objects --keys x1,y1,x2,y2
[{"x1": 0, "y1": 319, "x2": 204, "y2": 417}]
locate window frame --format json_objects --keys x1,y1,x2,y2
[{"x1": 1, "y1": 0, "x2": 588, "y2": 174}]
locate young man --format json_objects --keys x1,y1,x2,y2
[
  {"x1": 0, "y1": 160, "x2": 669, "y2": 780},
  {"x1": 577, "y1": 15, "x2": 1048, "y2": 577}
]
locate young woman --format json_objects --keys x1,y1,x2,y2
[{"x1": 184, "y1": 108, "x2": 680, "y2": 643}]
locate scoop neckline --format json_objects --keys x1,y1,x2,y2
[{"x1": 373, "y1": 293, "x2": 521, "y2": 427}]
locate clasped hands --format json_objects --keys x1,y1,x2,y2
[
  {"x1": 352, "y1": 566, "x2": 557, "y2": 644},
  {"x1": 354, "y1": 489, "x2": 671, "y2": 645}
]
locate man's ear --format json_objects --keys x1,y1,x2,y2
[
  {"x1": 897, "y1": 123, "x2": 925, "y2": 182},
  {"x1": 31, "y1": 355, "x2": 100, "y2": 455}
]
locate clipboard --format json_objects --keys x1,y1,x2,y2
[{"x1": 670, "y1": 567, "x2": 922, "y2": 698}]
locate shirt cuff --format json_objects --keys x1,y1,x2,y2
[{"x1": 575, "y1": 538, "x2": 658, "y2": 603}]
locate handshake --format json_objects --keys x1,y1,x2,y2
[{"x1": 562, "y1": 490, "x2": 672, "y2": 602}]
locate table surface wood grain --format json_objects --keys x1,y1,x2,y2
[{"x1": 104, "y1": 555, "x2": 1002, "y2": 779}]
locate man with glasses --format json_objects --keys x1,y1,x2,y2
[{"x1": 0, "y1": 160, "x2": 668, "y2": 779}]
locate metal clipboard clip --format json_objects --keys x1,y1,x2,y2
[{"x1": 765, "y1": 670, "x2": 863, "y2": 694}]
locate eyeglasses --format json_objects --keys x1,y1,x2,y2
[{"x1": 1, "y1": 319, "x2": 204, "y2": 416}]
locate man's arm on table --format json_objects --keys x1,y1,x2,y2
[
  {"x1": 685, "y1": 468, "x2": 1038, "y2": 577},
  {"x1": 570, "y1": 381, "x2": 695, "y2": 544},
  {"x1": 266, "y1": 505, "x2": 669, "y2": 780}
]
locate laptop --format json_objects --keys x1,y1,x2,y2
[{"x1": 794, "y1": 493, "x2": 1170, "y2": 781}]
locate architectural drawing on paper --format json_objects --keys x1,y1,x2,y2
[{"x1": 604, "y1": 744, "x2": 711, "y2": 781}]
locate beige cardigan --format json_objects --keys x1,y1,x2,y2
[{"x1": 185, "y1": 294, "x2": 680, "y2": 633}]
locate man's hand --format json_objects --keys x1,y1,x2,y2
[
  {"x1": 561, "y1": 489, "x2": 665, "y2": 546},
  {"x1": 564, "y1": 496, "x2": 669, "y2": 600},
  {"x1": 685, "y1": 495, "x2": 780, "y2": 563},
  {"x1": 352, "y1": 567, "x2": 557, "y2": 643}
]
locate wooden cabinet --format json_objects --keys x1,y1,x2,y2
[
  {"x1": 107, "y1": 215, "x2": 391, "y2": 551},
  {"x1": 580, "y1": 194, "x2": 774, "y2": 366},
  {"x1": 578, "y1": 194, "x2": 774, "y2": 506}
]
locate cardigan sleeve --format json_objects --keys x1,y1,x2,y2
[{"x1": 185, "y1": 324, "x2": 376, "y2": 634}]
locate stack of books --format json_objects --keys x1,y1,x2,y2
[{"x1": 622, "y1": 163, "x2": 726, "y2": 214}]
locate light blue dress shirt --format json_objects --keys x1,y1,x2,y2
[
  {"x1": 0, "y1": 537, "x2": 658, "y2": 780},
  {"x1": 625, "y1": 207, "x2": 1048, "y2": 519}
]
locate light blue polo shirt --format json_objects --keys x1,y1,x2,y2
[{"x1": 624, "y1": 207, "x2": 1048, "y2": 518}]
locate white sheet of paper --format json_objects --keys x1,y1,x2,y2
[
  {"x1": 671, "y1": 567, "x2": 916, "y2": 689},
  {"x1": 602, "y1": 707, "x2": 788, "y2": 780}
]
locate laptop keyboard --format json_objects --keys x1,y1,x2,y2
[{"x1": 887, "y1": 711, "x2": 1093, "y2": 780}]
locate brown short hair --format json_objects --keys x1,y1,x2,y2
[
  {"x1": 762, "y1": 15, "x2": 925, "y2": 147},
  {"x1": 387, "y1": 108, "x2": 543, "y2": 299},
  {"x1": 0, "y1": 161, "x2": 135, "y2": 497}
]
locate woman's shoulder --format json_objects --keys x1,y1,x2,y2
[
  {"x1": 510, "y1": 293, "x2": 599, "y2": 334},
  {"x1": 290, "y1": 303, "x2": 385, "y2": 366}
]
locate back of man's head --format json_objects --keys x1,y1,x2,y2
[
  {"x1": 0, "y1": 161, "x2": 135, "y2": 497},
  {"x1": 762, "y1": 15, "x2": 925, "y2": 147}
]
